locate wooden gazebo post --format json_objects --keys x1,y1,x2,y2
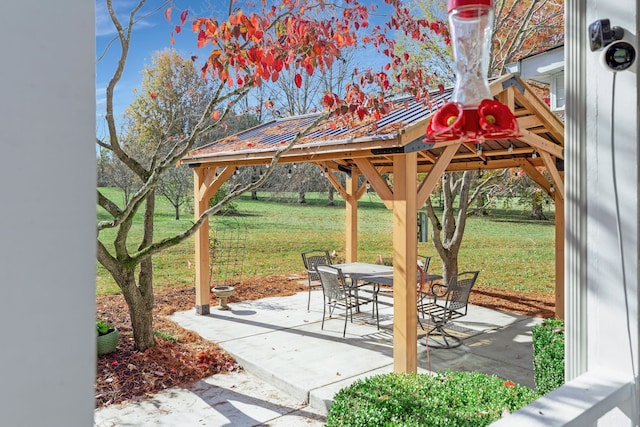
[
  {"x1": 554, "y1": 181, "x2": 565, "y2": 318},
  {"x1": 392, "y1": 152, "x2": 419, "y2": 373},
  {"x1": 192, "y1": 165, "x2": 237, "y2": 315},
  {"x1": 194, "y1": 166, "x2": 211, "y2": 315},
  {"x1": 345, "y1": 170, "x2": 359, "y2": 263}
]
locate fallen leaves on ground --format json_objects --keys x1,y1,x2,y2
[{"x1": 95, "y1": 274, "x2": 553, "y2": 407}]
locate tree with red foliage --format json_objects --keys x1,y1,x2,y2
[{"x1": 97, "y1": 0, "x2": 444, "y2": 351}]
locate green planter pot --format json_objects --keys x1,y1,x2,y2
[{"x1": 97, "y1": 328, "x2": 119, "y2": 356}]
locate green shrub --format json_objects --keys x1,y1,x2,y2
[
  {"x1": 96, "y1": 320, "x2": 115, "y2": 336},
  {"x1": 532, "y1": 318, "x2": 565, "y2": 395},
  {"x1": 326, "y1": 371, "x2": 539, "y2": 427}
]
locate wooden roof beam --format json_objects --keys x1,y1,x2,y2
[
  {"x1": 517, "y1": 115, "x2": 545, "y2": 130},
  {"x1": 521, "y1": 159, "x2": 551, "y2": 194},
  {"x1": 198, "y1": 166, "x2": 236, "y2": 203},
  {"x1": 353, "y1": 158, "x2": 394, "y2": 209},
  {"x1": 512, "y1": 81, "x2": 565, "y2": 144},
  {"x1": 518, "y1": 130, "x2": 564, "y2": 159},
  {"x1": 443, "y1": 157, "x2": 544, "y2": 172},
  {"x1": 539, "y1": 150, "x2": 565, "y2": 200},
  {"x1": 417, "y1": 143, "x2": 460, "y2": 207}
]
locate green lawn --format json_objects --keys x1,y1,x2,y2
[{"x1": 97, "y1": 188, "x2": 556, "y2": 296}]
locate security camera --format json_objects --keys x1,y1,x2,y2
[
  {"x1": 601, "y1": 39, "x2": 636, "y2": 72},
  {"x1": 589, "y1": 19, "x2": 623, "y2": 51},
  {"x1": 589, "y1": 19, "x2": 636, "y2": 72}
]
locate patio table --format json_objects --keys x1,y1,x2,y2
[{"x1": 333, "y1": 262, "x2": 442, "y2": 303}]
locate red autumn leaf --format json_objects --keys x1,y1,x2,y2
[
  {"x1": 294, "y1": 73, "x2": 302, "y2": 89},
  {"x1": 403, "y1": 52, "x2": 409, "y2": 61},
  {"x1": 212, "y1": 110, "x2": 220, "y2": 120},
  {"x1": 197, "y1": 30, "x2": 207, "y2": 48},
  {"x1": 322, "y1": 93, "x2": 334, "y2": 108},
  {"x1": 175, "y1": 25, "x2": 181, "y2": 34},
  {"x1": 180, "y1": 10, "x2": 188, "y2": 25},
  {"x1": 150, "y1": 92, "x2": 158, "y2": 100},
  {"x1": 170, "y1": 32, "x2": 175, "y2": 45},
  {"x1": 438, "y1": 84, "x2": 445, "y2": 94},
  {"x1": 165, "y1": 7, "x2": 171, "y2": 22},
  {"x1": 304, "y1": 62, "x2": 314, "y2": 76}
]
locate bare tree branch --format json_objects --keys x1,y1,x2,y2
[
  {"x1": 104, "y1": 0, "x2": 150, "y2": 179},
  {"x1": 128, "y1": 113, "x2": 328, "y2": 262},
  {"x1": 97, "y1": 190, "x2": 123, "y2": 218}
]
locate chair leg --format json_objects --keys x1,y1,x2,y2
[
  {"x1": 307, "y1": 279, "x2": 313, "y2": 311},
  {"x1": 426, "y1": 323, "x2": 463, "y2": 349},
  {"x1": 343, "y1": 309, "x2": 348, "y2": 337},
  {"x1": 417, "y1": 311, "x2": 424, "y2": 330},
  {"x1": 373, "y1": 289, "x2": 379, "y2": 330},
  {"x1": 321, "y1": 298, "x2": 327, "y2": 331}
]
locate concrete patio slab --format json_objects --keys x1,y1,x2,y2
[
  {"x1": 172, "y1": 291, "x2": 541, "y2": 415},
  {"x1": 94, "y1": 371, "x2": 326, "y2": 427},
  {"x1": 96, "y1": 290, "x2": 544, "y2": 425}
]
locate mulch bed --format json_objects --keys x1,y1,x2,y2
[{"x1": 95, "y1": 275, "x2": 554, "y2": 408}]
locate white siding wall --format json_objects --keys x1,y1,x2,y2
[
  {"x1": 0, "y1": 0, "x2": 96, "y2": 426},
  {"x1": 585, "y1": 2, "x2": 639, "y2": 424},
  {"x1": 493, "y1": 0, "x2": 639, "y2": 425}
]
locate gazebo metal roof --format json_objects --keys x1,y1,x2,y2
[{"x1": 183, "y1": 74, "x2": 564, "y2": 179}]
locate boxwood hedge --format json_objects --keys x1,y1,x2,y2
[
  {"x1": 326, "y1": 371, "x2": 539, "y2": 427},
  {"x1": 532, "y1": 318, "x2": 565, "y2": 395}
]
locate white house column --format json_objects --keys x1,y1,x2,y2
[
  {"x1": 0, "y1": 0, "x2": 96, "y2": 425},
  {"x1": 565, "y1": 0, "x2": 588, "y2": 381}
]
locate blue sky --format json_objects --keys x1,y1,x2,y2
[
  {"x1": 96, "y1": 0, "x2": 225, "y2": 136},
  {"x1": 95, "y1": 0, "x2": 396, "y2": 137}
]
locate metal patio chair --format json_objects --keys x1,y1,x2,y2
[
  {"x1": 376, "y1": 254, "x2": 432, "y2": 301},
  {"x1": 315, "y1": 264, "x2": 378, "y2": 337},
  {"x1": 417, "y1": 271, "x2": 480, "y2": 349},
  {"x1": 301, "y1": 249, "x2": 332, "y2": 310},
  {"x1": 416, "y1": 255, "x2": 433, "y2": 310}
]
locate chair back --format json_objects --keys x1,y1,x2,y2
[
  {"x1": 302, "y1": 250, "x2": 331, "y2": 280},
  {"x1": 445, "y1": 271, "x2": 479, "y2": 313},
  {"x1": 417, "y1": 255, "x2": 431, "y2": 287},
  {"x1": 315, "y1": 264, "x2": 347, "y2": 301}
]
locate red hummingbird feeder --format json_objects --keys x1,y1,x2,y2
[{"x1": 426, "y1": 0, "x2": 518, "y2": 143}]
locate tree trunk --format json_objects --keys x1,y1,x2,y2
[
  {"x1": 327, "y1": 187, "x2": 335, "y2": 206},
  {"x1": 298, "y1": 190, "x2": 306, "y2": 204},
  {"x1": 440, "y1": 251, "x2": 459, "y2": 287},
  {"x1": 134, "y1": 192, "x2": 156, "y2": 350},
  {"x1": 530, "y1": 200, "x2": 547, "y2": 220},
  {"x1": 251, "y1": 190, "x2": 258, "y2": 200},
  {"x1": 120, "y1": 270, "x2": 156, "y2": 351},
  {"x1": 174, "y1": 203, "x2": 180, "y2": 220},
  {"x1": 425, "y1": 172, "x2": 473, "y2": 286}
]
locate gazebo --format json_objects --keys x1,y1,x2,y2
[{"x1": 182, "y1": 73, "x2": 564, "y2": 373}]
